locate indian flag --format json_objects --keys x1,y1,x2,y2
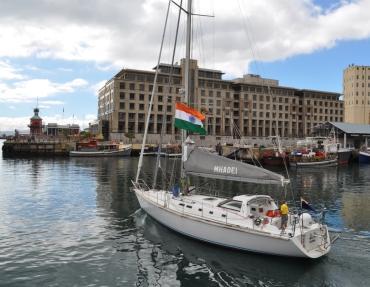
[{"x1": 175, "y1": 102, "x2": 206, "y2": 135}]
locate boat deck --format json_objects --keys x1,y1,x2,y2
[{"x1": 139, "y1": 189, "x2": 298, "y2": 238}]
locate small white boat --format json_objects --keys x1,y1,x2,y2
[
  {"x1": 290, "y1": 157, "x2": 338, "y2": 168},
  {"x1": 70, "y1": 143, "x2": 132, "y2": 157}
]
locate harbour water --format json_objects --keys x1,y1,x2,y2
[{"x1": 0, "y1": 139, "x2": 369, "y2": 286}]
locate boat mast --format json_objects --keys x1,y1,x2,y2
[
  {"x1": 135, "y1": 1, "x2": 172, "y2": 183},
  {"x1": 185, "y1": 0, "x2": 192, "y2": 108},
  {"x1": 181, "y1": 0, "x2": 192, "y2": 178}
]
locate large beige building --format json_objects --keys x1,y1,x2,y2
[
  {"x1": 344, "y1": 65, "x2": 370, "y2": 124},
  {"x1": 98, "y1": 59, "x2": 343, "y2": 142}
]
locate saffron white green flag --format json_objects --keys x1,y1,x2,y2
[{"x1": 174, "y1": 102, "x2": 206, "y2": 135}]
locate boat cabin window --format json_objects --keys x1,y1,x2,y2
[
  {"x1": 203, "y1": 197, "x2": 217, "y2": 201},
  {"x1": 218, "y1": 200, "x2": 243, "y2": 212},
  {"x1": 247, "y1": 197, "x2": 273, "y2": 216}
]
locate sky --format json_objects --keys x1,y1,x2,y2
[{"x1": 0, "y1": 0, "x2": 370, "y2": 132}]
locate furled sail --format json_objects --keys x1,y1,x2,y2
[{"x1": 183, "y1": 147, "x2": 288, "y2": 185}]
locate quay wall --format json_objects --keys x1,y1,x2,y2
[{"x1": 2, "y1": 140, "x2": 75, "y2": 156}]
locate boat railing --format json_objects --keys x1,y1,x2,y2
[{"x1": 133, "y1": 179, "x2": 151, "y2": 191}]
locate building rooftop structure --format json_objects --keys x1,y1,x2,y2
[{"x1": 327, "y1": 122, "x2": 370, "y2": 135}]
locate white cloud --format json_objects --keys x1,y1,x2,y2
[
  {"x1": 0, "y1": 114, "x2": 97, "y2": 131},
  {"x1": 91, "y1": 80, "x2": 107, "y2": 96},
  {"x1": 0, "y1": 60, "x2": 25, "y2": 80},
  {"x1": 57, "y1": 67, "x2": 73, "y2": 72},
  {"x1": 39, "y1": 100, "x2": 64, "y2": 106},
  {"x1": 0, "y1": 78, "x2": 88, "y2": 103},
  {"x1": 0, "y1": 0, "x2": 369, "y2": 76}
]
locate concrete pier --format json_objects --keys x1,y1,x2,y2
[{"x1": 2, "y1": 140, "x2": 74, "y2": 156}]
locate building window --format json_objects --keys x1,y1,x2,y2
[
  {"x1": 128, "y1": 113, "x2": 135, "y2": 120},
  {"x1": 120, "y1": 92, "x2": 125, "y2": 99},
  {"x1": 118, "y1": 112, "x2": 125, "y2": 120},
  {"x1": 118, "y1": 121, "x2": 125, "y2": 132},
  {"x1": 139, "y1": 104, "x2": 145, "y2": 110},
  {"x1": 129, "y1": 103, "x2": 135, "y2": 110},
  {"x1": 129, "y1": 83, "x2": 135, "y2": 90},
  {"x1": 130, "y1": 93, "x2": 135, "y2": 100},
  {"x1": 120, "y1": 82, "x2": 125, "y2": 89},
  {"x1": 139, "y1": 94, "x2": 144, "y2": 101},
  {"x1": 120, "y1": 103, "x2": 125, "y2": 109}
]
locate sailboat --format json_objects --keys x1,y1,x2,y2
[{"x1": 133, "y1": 0, "x2": 331, "y2": 258}]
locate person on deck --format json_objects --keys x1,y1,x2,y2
[{"x1": 280, "y1": 200, "x2": 289, "y2": 232}]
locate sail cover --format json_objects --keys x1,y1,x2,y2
[{"x1": 183, "y1": 147, "x2": 287, "y2": 185}]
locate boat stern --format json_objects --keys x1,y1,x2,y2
[{"x1": 292, "y1": 224, "x2": 331, "y2": 258}]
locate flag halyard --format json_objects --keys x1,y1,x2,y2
[{"x1": 300, "y1": 197, "x2": 317, "y2": 213}]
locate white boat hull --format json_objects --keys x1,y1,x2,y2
[
  {"x1": 135, "y1": 190, "x2": 329, "y2": 258},
  {"x1": 290, "y1": 158, "x2": 338, "y2": 167},
  {"x1": 70, "y1": 147, "x2": 131, "y2": 157}
]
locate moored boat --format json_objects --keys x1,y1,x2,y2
[
  {"x1": 290, "y1": 157, "x2": 338, "y2": 167},
  {"x1": 359, "y1": 149, "x2": 370, "y2": 164},
  {"x1": 262, "y1": 150, "x2": 290, "y2": 167},
  {"x1": 337, "y1": 148, "x2": 352, "y2": 165},
  {"x1": 70, "y1": 142, "x2": 132, "y2": 157}
]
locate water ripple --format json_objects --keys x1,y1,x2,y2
[{"x1": 0, "y1": 141, "x2": 369, "y2": 286}]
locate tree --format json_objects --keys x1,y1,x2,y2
[
  {"x1": 125, "y1": 131, "x2": 135, "y2": 144},
  {"x1": 80, "y1": 131, "x2": 91, "y2": 139}
]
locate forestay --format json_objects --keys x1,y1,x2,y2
[{"x1": 183, "y1": 147, "x2": 287, "y2": 185}]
